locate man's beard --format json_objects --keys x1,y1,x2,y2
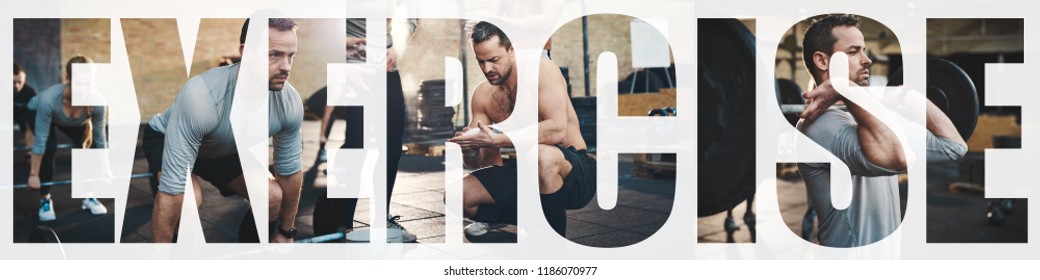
[
  {"x1": 854, "y1": 66, "x2": 870, "y2": 86},
  {"x1": 488, "y1": 66, "x2": 512, "y2": 86},
  {"x1": 269, "y1": 82, "x2": 285, "y2": 91},
  {"x1": 270, "y1": 72, "x2": 289, "y2": 91}
]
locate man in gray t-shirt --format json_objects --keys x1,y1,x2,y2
[
  {"x1": 795, "y1": 14, "x2": 967, "y2": 247},
  {"x1": 146, "y1": 18, "x2": 304, "y2": 243}
]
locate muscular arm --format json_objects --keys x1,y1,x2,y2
[
  {"x1": 803, "y1": 79, "x2": 912, "y2": 171},
  {"x1": 152, "y1": 192, "x2": 182, "y2": 242},
  {"x1": 276, "y1": 172, "x2": 303, "y2": 231},
  {"x1": 152, "y1": 77, "x2": 218, "y2": 242},
  {"x1": 274, "y1": 89, "x2": 305, "y2": 232},
  {"x1": 846, "y1": 100, "x2": 907, "y2": 171},
  {"x1": 461, "y1": 86, "x2": 503, "y2": 169},
  {"x1": 925, "y1": 99, "x2": 967, "y2": 148},
  {"x1": 536, "y1": 58, "x2": 570, "y2": 145}
]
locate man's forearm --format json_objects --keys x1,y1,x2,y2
[
  {"x1": 925, "y1": 100, "x2": 967, "y2": 146},
  {"x1": 152, "y1": 192, "x2": 184, "y2": 243},
  {"x1": 848, "y1": 101, "x2": 907, "y2": 171},
  {"x1": 276, "y1": 172, "x2": 303, "y2": 230}
]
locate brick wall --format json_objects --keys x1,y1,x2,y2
[
  {"x1": 551, "y1": 14, "x2": 642, "y2": 98},
  {"x1": 61, "y1": 19, "x2": 111, "y2": 69},
  {"x1": 120, "y1": 18, "x2": 243, "y2": 117},
  {"x1": 51, "y1": 16, "x2": 684, "y2": 120},
  {"x1": 63, "y1": 18, "x2": 340, "y2": 118}
]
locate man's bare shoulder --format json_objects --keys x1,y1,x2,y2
[
  {"x1": 470, "y1": 81, "x2": 494, "y2": 108},
  {"x1": 537, "y1": 57, "x2": 566, "y2": 86}
]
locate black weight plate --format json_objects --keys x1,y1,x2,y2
[
  {"x1": 927, "y1": 57, "x2": 979, "y2": 141},
  {"x1": 926, "y1": 85, "x2": 950, "y2": 114},
  {"x1": 697, "y1": 18, "x2": 757, "y2": 217},
  {"x1": 776, "y1": 78, "x2": 804, "y2": 126},
  {"x1": 889, "y1": 58, "x2": 979, "y2": 141},
  {"x1": 775, "y1": 78, "x2": 804, "y2": 105},
  {"x1": 27, "y1": 226, "x2": 60, "y2": 243}
]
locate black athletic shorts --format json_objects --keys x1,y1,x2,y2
[
  {"x1": 557, "y1": 145, "x2": 596, "y2": 209},
  {"x1": 470, "y1": 159, "x2": 518, "y2": 224},
  {"x1": 469, "y1": 145, "x2": 597, "y2": 223},
  {"x1": 143, "y1": 125, "x2": 244, "y2": 197}
]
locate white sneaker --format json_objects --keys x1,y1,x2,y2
[
  {"x1": 38, "y1": 198, "x2": 56, "y2": 222},
  {"x1": 464, "y1": 222, "x2": 506, "y2": 237},
  {"x1": 81, "y1": 198, "x2": 108, "y2": 215},
  {"x1": 388, "y1": 215, "x2": 417, "y2": 243}
]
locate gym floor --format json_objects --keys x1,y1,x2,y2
[
  {"x1": 11, "y1": 120, "x2": 1023, "y2": 246},
  {"x1": 10, "y1": 120, "x2": 677, "y2": 248}
]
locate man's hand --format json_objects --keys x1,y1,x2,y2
[
  {"x1": 449, "y1": 121, "x2": 498, "y2": 150},
  {"x1": 800, "y1": 79, "x2": 840, "y2": 121}
]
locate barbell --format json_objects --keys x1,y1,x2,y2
[
  {"x1": 14, "y1": 144, "x2": 76, "y2": 152},
  {"x1": 9, "y1": 173, "x2": 153, "y2": 189},
  {"x1": 777, "y1": 57, "x2": 980, "y2": 141}
]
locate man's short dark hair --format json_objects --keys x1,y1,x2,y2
[
  {"x1": 470, "y1": 21, "x2": 511, "y2": 49},
  {"x1": 240, "y1": 18, "x2": 299, "y2": 45},
  {"x1": 802, "y1": 14, "x2": 860, "y2": 82},
  {"x1": 14, "y1": 63, "x2": 24, "y2": 75}
]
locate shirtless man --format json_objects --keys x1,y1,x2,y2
[
  {"x1": 449, "y1": 21, "x2": 596, "y2": 237},
  {"x1": 146, "y1": 18, "x2": 304, "y2": 243}
]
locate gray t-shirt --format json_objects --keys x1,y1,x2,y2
[
  {"x1": 31, "y1": 83, "x2": 106, "y2": 155},
  {"x1": 796, "y1": 109, "x2": 966, "y2": 247},
  {"x1": 148, "y1": 63, "x2": 303, "y2": 195}
]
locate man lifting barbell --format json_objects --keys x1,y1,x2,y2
[{"x1": 795, "y1": 14, "x2": 968, "y2": 247}]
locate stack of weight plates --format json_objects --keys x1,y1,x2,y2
[{"x1": 416, "y1": 80, "x2": 457, "y2": 143}]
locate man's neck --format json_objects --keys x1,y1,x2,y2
[{"x1": 496, "y1": 66, "x2": 519, "y2": 100}]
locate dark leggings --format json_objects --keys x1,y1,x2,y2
[
  {"x1": 314, "y1": 71, "x2": 406, "y2": 235},
  {"x1": 38, "y1": 124, "x2": 88, "y2": 197}
]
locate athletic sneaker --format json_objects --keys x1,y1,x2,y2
[
  {"x1": 38, "y1": 198, "x2": 56, "y2": 222},
  {"x1": 387, "y1": 215, "x2": 417, "y2": 243},
  {"x1": 81, "y1": 198, "x2": 108, "y2": 215},
  {"x1": 464, "y1": 222, "x2": 506, "y2": 237}
]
